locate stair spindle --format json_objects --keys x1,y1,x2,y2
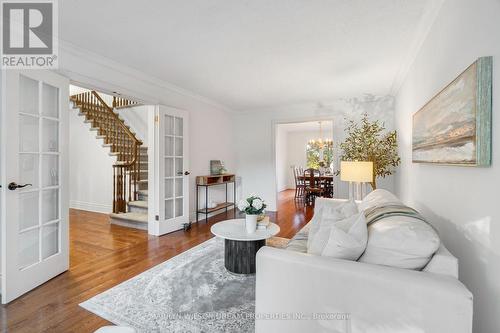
[{"x1": 70, "y1": 90, "x2": 143, "y2": 214}]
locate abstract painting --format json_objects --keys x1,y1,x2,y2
[{"x1": 412, "y1": 57, "x2": 492, "y2": 165}]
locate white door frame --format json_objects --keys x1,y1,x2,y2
[{"x1": 271, "y1": 116, "x2": 338, "y2": 206}]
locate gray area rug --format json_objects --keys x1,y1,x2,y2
[{"x1": 80, "y1": 237, "x2": 255, "y2": 332}]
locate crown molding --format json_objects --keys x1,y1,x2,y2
[
  {"x1": 389, "y1": 0, "x2": 445, "y2": 96},
  {"x1": 58, "y1": 40, "x2": 234, "y2": 113}
]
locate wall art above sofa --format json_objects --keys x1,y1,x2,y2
[{"x1": 412, "y1": 56, "x2": 492, "y2": 166}]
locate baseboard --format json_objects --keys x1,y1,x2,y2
[{"x1": 70, "y1": 200, "x2": 112, "y2": 214}]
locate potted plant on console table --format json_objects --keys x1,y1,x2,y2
[{"x1": 238, "y1": 195, "x2": 267, "y2": 233}]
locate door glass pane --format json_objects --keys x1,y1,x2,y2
[
  {"x1": 175, "y1": 198, "x2": 183, "y2": 217},
  {"x1": 165, "y1": 157, "x2": 174, "y2": 177},
  {"x1": 42, "y1": 223, "x2": 59, "y2": 259},
  {"x1": 164, "y1": 115, "x2": 174, "y2": 135},
  {"x1": 175, "y1": 137, "x2": 183, "y2": 156},
  {"x1": 175, "y1": 117, "x2": 183, "y2": 136},
  {"x1": 42, "y1": 155, "x2": 59, "y2": 187},
  {"x1": 42, "y1": 118, "x2": 58, "y2": 152},
  {"x1": 42, "y1": 83, "x2": 59, "y2": 118},
  {"x1": 42, "y1": 189, "x2": 58, "y2": 223},
  {"x1": 175, "y1": 158, "x2": 183, "y2": 176},
  {"x1": 19, "y1": 115, "x2": 39, "y2": 152},
  {"x1": 165, "y1": 179, "x2": 173, "y2": 198},
  {"x1": 175, "y1": 178, "x2": 183, "y2": 197},
  {"x1": 19, "y1": 191, "x2": 39, "y2": 231},
  {"x1": 165, "y1": 199, "x2": 173, "y2": 219},
  {"x1": 164, "y1": 136, "x2": 173, "y2": 156},
  {"x1": 19, "y1": 153, "x2": 39, "y2": 188},
  {"x1": 19, "y1": 229, "x2": 40, "y2": 269},
  {"x1": 19, "y1": 75, "x2": 39, "y2": 115}
]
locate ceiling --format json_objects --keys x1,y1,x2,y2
[
  {"x1": 278, "y1": 121, "x2": 333, "y2": 133},
  {"x1": 60, "y1": 0, "x2": 432, "y2": 111}
]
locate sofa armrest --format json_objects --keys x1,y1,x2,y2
[{"x1": 255, "y1": 247, "x2": 472, "y2": 333}]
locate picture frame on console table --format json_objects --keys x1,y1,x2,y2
[{"x1": 412, "y1": 56, "x2": 492, "y2": 166}]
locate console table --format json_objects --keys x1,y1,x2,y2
[{"x1": 196, "y1": 174, "x2": 236, "y2": 223}]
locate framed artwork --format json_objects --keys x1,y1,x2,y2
[
  {"x1": 210, "y1": 160, "x2": 224, "y2": 175},
  {"x1": 412, "y1": 56, "x2": 492, "y2": 166}
]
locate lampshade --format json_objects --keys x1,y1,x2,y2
[{"x1": 340, "y1": 161, "x2": 373, "y2": 183}]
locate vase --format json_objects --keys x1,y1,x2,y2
[{"x1": 245, "y1": 214, "x2": 258, "y2": 233}]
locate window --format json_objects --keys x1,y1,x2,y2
[{"x1": 306, "y1": 141, "x2": 333, "y2": 169}]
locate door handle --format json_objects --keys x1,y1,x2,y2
[
  {"x1": 8, "y1": 182, "x2": 32, "y2": 191},
  {"x1": 184, "y1": 171, "x2": 190, "y2": 175}
]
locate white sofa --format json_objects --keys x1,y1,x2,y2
[{"x1": 255, "y1": 194, "x2": 473, "y2": 333}]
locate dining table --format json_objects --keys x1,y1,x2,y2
[
  {"x1": 297, "y1": 174, "x2": 335, "y2": 199},
  {"x1": 297, "y1": 175, "x2": 334, "y2": 182}
]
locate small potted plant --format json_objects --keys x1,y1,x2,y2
[{"x1": 238, "y1": 195, "x2": 266, "y2": 233}]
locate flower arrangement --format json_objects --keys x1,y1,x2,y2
[{"x1": 238, "y1": 195, "x2": 266, "y2": 215}]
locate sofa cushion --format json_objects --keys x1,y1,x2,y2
[
  {"x1": 308, "y1": 212, "x2": 367, "y2": 260},
  {"x1": 307, "y1": 200, "x2": 358, "y2": 250},
  {"x1": 358, "y1": 215, "x2": 440, "y2": 270},
  {"x1": 358, "y1": 189, "x2": 401, "y2": 212}
]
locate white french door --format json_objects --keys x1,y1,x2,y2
[
  {"x1": 149, "y1": 105, "x2": 189, "y2": 235},
  {"x1": 1, "y1": 70, "x2": 69, "y2": 303}
]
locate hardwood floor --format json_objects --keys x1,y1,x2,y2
[{"x1": 0, "y1": 189, "x2": 312, "y2": 333}]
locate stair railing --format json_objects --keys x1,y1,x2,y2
[
  {"x1": 113, "y1": 95, "x2": 139, "y2": 109},
  {"x1": 70, "y1": 91, "x2": 143, "y2": 213}
]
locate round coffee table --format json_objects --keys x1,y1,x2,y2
[{"x1": 211, "y1": 219, "x2": 280, "y2": 274}]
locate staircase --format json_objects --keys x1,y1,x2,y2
[{"x1": 70, "y1": 91, "x2": 149, "y2": 230}]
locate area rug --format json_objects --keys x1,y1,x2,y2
[{"x1": 80, "y1": 237, "x2": 255, "y2": 332}]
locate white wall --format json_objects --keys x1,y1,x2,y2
[
  {"x1": 59, "y1": 45, "x2": 236, "y2": 221},
  {"x1": 189, "y1": 106, "x2": 236, "y2": 218},
  {"x1": 234, "y1": 95, "x2": 395, "y2": 211},
  {"x1": 275, "y1": 126, "x2": 289, "y2": 192},
  {"x1": 69, "y1": 107, "x2": 115, "y2": 213},
  {"x1": 394, "y1": 1, "x2": 500, "y2": 331},
  {"x1": 117, "y1": 105, "x2": 149, "y2": 146}
]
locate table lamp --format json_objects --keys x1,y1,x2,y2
[{"x1": 340, "y1": 161, "x2": 373, "y2": 201}]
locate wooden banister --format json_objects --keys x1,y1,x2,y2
[
  {"x1": 70, "y1": 90, "x2": 143, "y2": 213},
  {"x1": 92, "y1": 91, "x2": 142, "y2": 145}
]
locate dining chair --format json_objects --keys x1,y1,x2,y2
[
  {"x1": 323, "y1": 177, "x2": 334, "y2": 198},
  {"x1": 294, "y1": 167, "x2": 305, "y2": 200},
  {"x1": 304, "y1": 168, "x2": 323, "y2": 204}
]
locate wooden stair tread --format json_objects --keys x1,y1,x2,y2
[
  {"x1": 108, "y1": 151, "x2": 148, "y2": 157},
  {"x1": 128, "y1": 200, "x2": 148, "y2": 209},
  {"x1": 103, "y1": 143, "x2": 148, "y2": 149}
]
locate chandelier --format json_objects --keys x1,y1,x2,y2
[{"x1": 308, "y1": 121, "x2": 332, "y2": 148}]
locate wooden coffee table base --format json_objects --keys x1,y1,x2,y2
[{"x1": 224, "y1": 239, "x2": 266, "y2": 274}]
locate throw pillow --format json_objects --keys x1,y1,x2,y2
[
  {"x1": 307, "y1": 200, "x2": 358, "y2": 250},
  {"x1": 358, "y1": 215, "x2": 440, "y2": 270},
  {"x1": 308, "y1": 212, "x2": 367, "y2": 261}
]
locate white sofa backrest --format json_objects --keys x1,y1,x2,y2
[{"x1": 314, "y1": 192, "x2": 458, "y2": 278}]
